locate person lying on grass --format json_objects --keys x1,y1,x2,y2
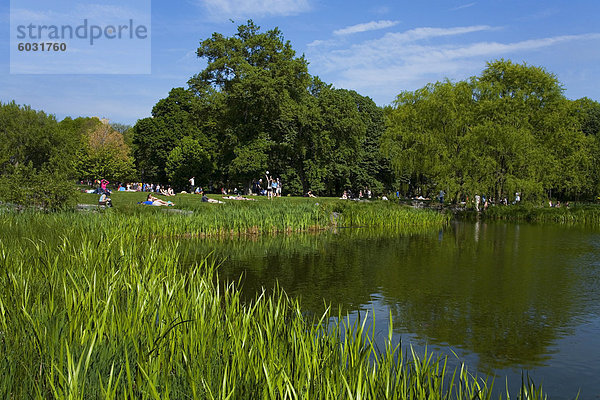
[
  {"x1": 139, "y1": 194, "x2": 174, "y2": 207},
  {"x1": 202, "y1": 194, "x2": 224, "y2": 203},
  {"x1": 223, "y1": 195, "x2": 256, "y2": 201}
]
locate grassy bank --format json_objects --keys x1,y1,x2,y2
[
  {"x1": 456, "y1": 203, "x2": 600, "y2": 225},
  {"x1": 0, "y1": 219, "x2": 546, "y2": 399},
  {"x1": 72, "y1": 193, "x2": 450, "y2": 236}
]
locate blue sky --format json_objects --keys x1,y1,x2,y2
[{"x1": 1, "y1": 0, "x2": 600, "y2": 125}]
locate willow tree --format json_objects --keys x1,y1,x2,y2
[
  {"x1": 382, "y1": 79, "x2": 476, "y2": 200},
  {"x1": 383, "y1": 60, "x2": 596, "y2": 202}
]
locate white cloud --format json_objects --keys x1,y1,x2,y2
[
  {"x1": 306, "y1": 39, "x2": 336, "y2": 47},
  {"x1": 199, "y1": 0, "x2": 310, "y2": 19},
  {"x1": 333, "y1": 20, "x2": 400, "y2": 36},
  {"x1": 381, "y1": 25, "x2": 494, "y2": 43},
  {"x1": 309, "y1": 26, "x2": 495, "y2": 72},
  {"x1": 451, "y1": 2, "x2": 476, "y2": 11},
  {"x1": 305, "y1": 26, "x2": 600, "y2": 105}
]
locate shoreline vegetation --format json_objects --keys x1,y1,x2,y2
[
  {"x1": 72, "y1": 192, "x2": 451, "y2": 236},
  {"x1": 1, "y1": 196, "x2": 556, "y2": 398},
  {"x1": 455, "y1": 203, "x2": 600, "y2": 225},
  {"x1": 0, "y1": 218, "x2": 547, "y2": 399}
]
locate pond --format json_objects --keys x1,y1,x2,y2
[{"x1": 185, "y1": 220, "x2": 600, "y2": 399}]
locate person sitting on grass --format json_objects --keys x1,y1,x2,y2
[
  {"x1": 307, "y1": 190, "x2": 316, "y2": 198},
  {"x1": 160, "y1": 186, "x2": 176, "y2": 197},
  {"x1": 98, "y1": 192, "x2": 112, "y2": 207}
]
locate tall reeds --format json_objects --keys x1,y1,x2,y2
[
  {"x1": 0, "y1": 209, "x2": 549, "y2": 399},
  {"x1": 6, "y1": 198, "x2": 450, "y2": 239}
]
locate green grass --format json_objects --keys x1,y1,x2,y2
[
  {"x1": 0, "y1": 217, "x2": 548, "y2": 399},
  {"x1": 72, "y1": 192, "x2": 450, "y2": 236}
]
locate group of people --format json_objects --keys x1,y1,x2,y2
[
  {"x1": 265, "y1": 171, "x2": 282, "y2": 199},
  {"x1": 340, "y1": 188, "x2": 372, "y2": 200},
  {"x1": 549, "y1": 200, "x2": 569, "y2": 208},
  {"x1": 94, "y1": 181, "x2": 179, "y2": 196},
  {"x1": 250, "y1": 172, "x2": 282, "y2": 198},
  {"x1": 472, "y1": 192, "x2": 521, "y2": 212}
]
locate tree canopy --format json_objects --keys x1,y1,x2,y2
[
  {"x1": 133, "y1": 20, "x2": 390, "y2": 195},
  {"x1": 4, "y1": 23, "x2": 600, "y2": 204},
  {"x1": 382, "y1": 60, "x2": 599, "y2": 202}
]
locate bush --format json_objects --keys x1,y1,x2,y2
[{"x1": 0, "y1": 163, "x2": 77, "y2": 211}]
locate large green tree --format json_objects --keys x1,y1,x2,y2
[
  {"x1": 61, "y1": 117, "x2": 136, "y2": 182},
  {"x1": 165, "y1": 136, "x2": 213, "y2": 190},
  {"x1": 383, "y1": 60, "x2": 597, "y2": 202},
  {"x1": 133, "y1": 21, "x2": 392, "y2": 195},
  {"x1": 0, "y1": 101, "x2": 79, "y2": 174},
  {"x1": 188, "y1": 21, "x2": 310, "y2": 189},
  {"x1": 133, "y1": 87, "x2": 214, "y2": 184}
]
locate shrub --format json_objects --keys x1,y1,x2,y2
[{"x1": 0, "y1": 163, "x2": 77, "y2": 211}]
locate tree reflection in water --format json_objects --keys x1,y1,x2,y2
[{"x1": 180, "y1": 221, "x2": 599, "y2": 374}]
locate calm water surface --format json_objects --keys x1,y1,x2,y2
[{"x1": 187, "y1": 221, "x2": 600, "y2": 399}]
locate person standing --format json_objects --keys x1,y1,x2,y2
[
  {"x1": 439, "y1": 190, "x2": 445, "y2": 204},
  {"x1": 189, "y1": 176, "x2": 195, "y2": 193},
  {"x1": 265, "y1": 171, "x2": 273, "y2": 199},
  {"x1": 100, "y1": 179, "x2": 109, "y2": 193}
]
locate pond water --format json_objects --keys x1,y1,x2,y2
[{"x1": 186, "y1": 221, "x2": 600, "y2": 399}]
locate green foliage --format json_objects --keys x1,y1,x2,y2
[
  {"x1": 227, "y1": 136, "x2": 271, "y2": 183},
  {"x1": 134, "y1": 21, "x2": 390, "y2": 195},
  {"x1": 0, "y1": 163, "x2": 76, "y2": 211},
  {"x1": 133, "y1": 88, "x2": 215, "y2": 184},
  {"x1": 0, "y1": 102, "x2": 78, "y2": 210},
  {"x1": 60, "y1": 117, "x2": 136, "y2": 182},
  {"x1": 383, "y1": 59, "x2": 599, "y2": 202},
  {"x1": 166, "y1": 136, "x2": 212, "y2": 190},
  {"x1": 0, "y1": 101, "x2": 78, "y2": 175},
  {"x1": 575, "y1": 97, "x2": 600, "y2": 137},
  {"x1": 461, "y1": 203, "x2": 600, "y2": 224},
  {"x1": 75, "y1": 192, "x2": 449, "y2": 235},
  {"x1": 0, "y1": 212, "x2": 548, "y2": 399}
]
